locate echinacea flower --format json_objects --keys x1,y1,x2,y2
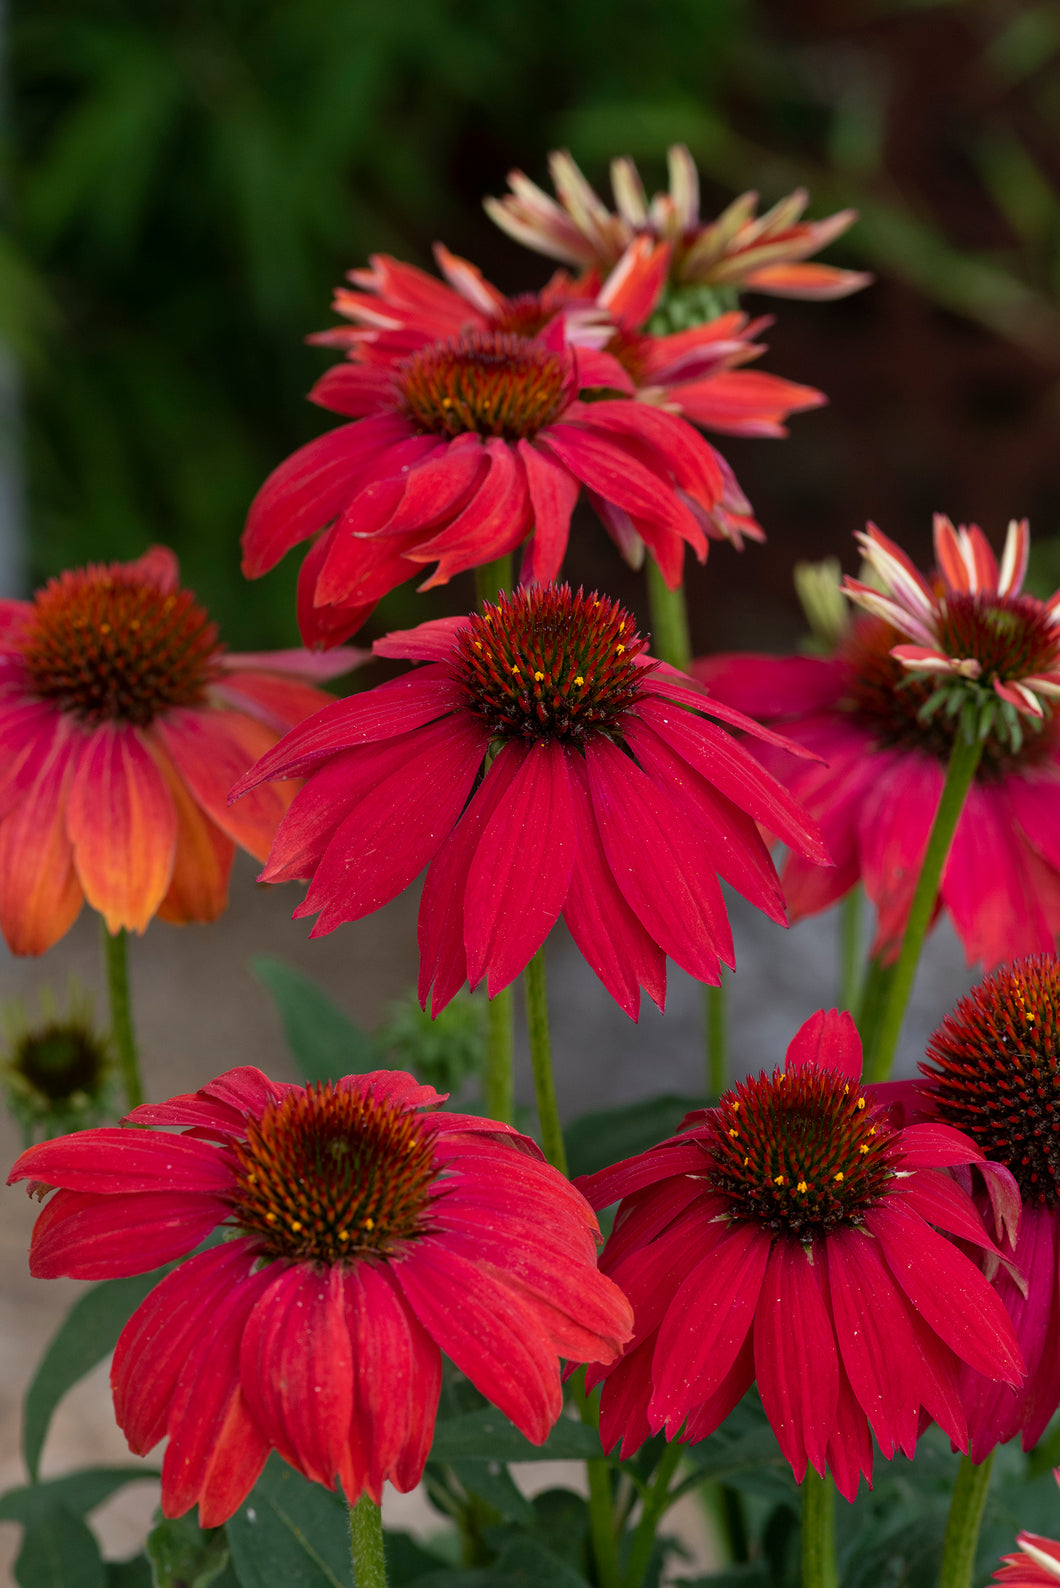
[
  {"x1": 485, "y1": 145, "x2": 872, "y2": 300},
  {"x1": 915, "y1": 957, "x2": 1060, "y2": 1458},
  {"x1": 696, "y1": 517, "x2": 1060, "y2": 968},
  {"x1": 8, "y1": 1065, "x2": 633, "y2": 1524},
  {"x1": 577, "y1": 1009, "x2": 1024, "y2": 1501},
  {"x1": 233, "y1": 583, "x2": 830, "y2": 1019},
  {"x1": 242, "y1": 306, "x2": 728, "y2": 648},
  {"x1": 0, "y1": 548, "x2": 358, "y2": 954},
  {"x1": 994, "y1": 1475, "x2": 1060, "y2": 1584}
]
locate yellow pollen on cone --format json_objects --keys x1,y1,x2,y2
[{"x1": 797, "y1": 1181, "x2": 808, "y2": 1193}]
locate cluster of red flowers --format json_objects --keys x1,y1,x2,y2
[{"x1": 7, "y1": 142, "x2": 1060, "y2": 1574}]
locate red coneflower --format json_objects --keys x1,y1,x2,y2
[
  {"x1": 8, "y1": 1065, "x2": 633, "y2": 1524},
  {"x1": 0, "y1": 548, "x2": 357, "y2": 954},
  {"x1": 918, "y1": 957, "x2": 1060, "y2": 1458},
  {"x1": 242, "y1": 305, "x2": 731, "y2": 648},
  {"x1": 233, "y1": 583, "x2": 829, "y2": 1019},
  {"x1": 577, "y1": 1009, "x2": 1024, "y2": 1500},
  {"x1": 696, "y1": 517, "x2": 1060, "y2": 968}
]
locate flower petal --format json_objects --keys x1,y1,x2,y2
[
  {"x1": 66, "y1": 723, "x2": 178, "y2": 933},
  {"x1": 753, "y1": 1239, "x2": 838, "y2": 1480},
  {"x1": 27, "y1": 1188, "x2": 230, "y2": 1279},
  {"x1": 784, "y1": 1010, "x2": 862, "y2": 1081},
  {"x1": 0, "y1": 716, "x2": 83, "y2": 954}
]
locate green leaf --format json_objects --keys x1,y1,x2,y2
[
  {"x1": 563, "y1": 1096, "x2": 701, "y2": 1183},
  {"x1": 0, "y1": 1467, "x2": 160, "y2": 1524},
  {"x1": 147, "y1": 1511, "x2": 230, "y2": 1587},
  {"x1": 224, "y1": 1456, "x2": 351, "y2": 1587},
  {"x1": 430, "y1": 1409, "x2": 603, "y2": 1464},
  {"x1": 23, "y1": 1273, "x2": 162, "y2": 1480},
  {"x1": 445, "y1": 1461, "x2": 534, "y2": 1527},
  {"x1": 105, "y1": 1560, "x2": 153, "y2": 1588},
  {"x1": 411, "y1": 1536, "x2": 592, "y2": 1587},
  {"x1": 384, "y1": 1531, "x2": 455, "y2": 1587},
  {"x1": 14, "y1": 1500, "x2": 104, "y2": 1588},
  {"x1": 250, "y1": 957, "x2": 375, "y2": 1083}
]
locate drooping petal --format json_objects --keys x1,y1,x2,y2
[
  {"x1": 240, "y1": 1263, "x2": 353, "y2": 1489},
  {"x1": 753, "y1": 1239, "x2": 838, "y2": 1480},
  {"x1": 27, "y1": 1188, "x2": 230, "y2": 1279},
  {"x1": 65, "y1": 722, "x2": 178, "y2": 933},
  {"x1": 463, "y1": 740, "x2": 576, "y2": 995},
  {"x1": 156, "y1": 708, "x2": 290, "y2": 862},
  {"x1": 0, "y1": 716, "x2": 83, "y2": 954},
  {"x1": 519, "y1": 441, "x2": 580, "y2": 582},
  {"x1": 10, "y1": 1126, "x2": 233, "y2": 1196},
  {"x1": 151, "y1": 739, "x2": 234, "y2": 924}
]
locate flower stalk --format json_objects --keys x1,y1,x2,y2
[
  {"x1": 349, "y1": 1493, "x2": 388, "y2": 1588},
  {"x1": 800, "y1": 1470, "x2": 837, "y2": 1588},
  {"x1": 102, "y1": 924, "x2": 143, "y2": 1111},
  {"x1": 645, "y1": 560, "x2": 692, "y2": 671},
  {"x1": 524, "y1": 948, "x2": 567, "y2": 1175},
  {"x1": 483, "y1": 987, "x2": 514, "y2": 1123},
  {"x1": 621, "y1": 1441, "x2": 683, "y2": 1588},
  {"x1": 474, "y1": 552, "x2": 513, "y2": 608},
  {"x1": 839, "y1": 886, "x2": 862, "y2": 1012},
  {"x1": 864, "y1": 727, "x2": 983, "y2": 1083},
  {"x1": 937, "y1": 1451, "x2": 994, "y2": 1588},
  {"x1": 707, "y1": 976, "x2": 727, "y2": 1098},
  {"x1": 573, "y1": 1370, "x2": 620, "y2": 1588}
]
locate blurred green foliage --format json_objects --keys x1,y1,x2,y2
[{"x1": 8, "y1": 0, "x2": 1060, "y2": 642}]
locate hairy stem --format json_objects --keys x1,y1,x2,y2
[
  {"x1": 483, "y1": 987, "x2": 514, "y2": 1123},
  {"x1": 800, "y1": 1469, "x2": 837, "y2": 1588},
  {"x1": 524, "y1": 949, "x2": 567, "y2": 1174},
  {"x1": 349, "y1": 1492, "x2": 388, "y2": 1587},
  {"x1": 937, "y1": 1451, "x2": 994, "y2": 1588},
  {"x1": 103, "y1": 924, "x2": 143, "y2": 1111}
]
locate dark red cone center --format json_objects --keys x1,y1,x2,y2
[
  {"x1": 704, "y1": 1066, "x2": 901, "y2": 1239},
  {"x1": 21, "y1": 566, "x2": 221, "y2": 727},
  {"x1": 453, "y1": 584, "x2": 651, "y2": 744},
  {"x1": 397, "y1": 329, "x2": 570, "y2": 440},
  {"x1": 228, "y1": 1084, "x2": 438, "y2": 1263},
  {"x1": 923, "y1": 956, "x2": 1060, "y2": 1206}
]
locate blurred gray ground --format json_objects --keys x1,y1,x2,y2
[{"x1": 0, "y1": 855, "x2": 976, "y2": 1581}]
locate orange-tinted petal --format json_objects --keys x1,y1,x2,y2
[
  {"x1": 66, "y1": 722, "x2": 178, "y2": 934},
  {"x1": 0, "y1": 717, "x2": 83, "y2": 954},
  {"x1": 149, "y1": 737, "x2": 234, "y2": 924},
  {"x1": 157, "y1": 707, "x2": 292, "y2": 862}
]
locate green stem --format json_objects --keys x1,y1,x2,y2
[
  {"x1": 103, "y1": 925, "x2": 143, "y2": 1111},
  {"x1": 645, "y1": 561, "x2": 692, "y2": 670},
  {"x1": 483, "y1": 987, "x2": 514, "y2": 1123},
  {"x1": 706, "y1": 976, "x2": 727, "y2": 1098},
  {"x1": 854, "y1": 953, "x2": 895, "y2": 1073},
  {"x1": 523, "y1": 949, "x2": 567, "y2": 1174},
  {"x1": 863, "y1": 730, "x2": 983, "y2": 1083},
  {"x1": 574, "y1": 1370, "x2": 620, "y2": 1588},
  {"x1": 800, "y1": 1469, "x2": 837, "y2": 1588},
  {"x1": 938, "y1": 1451, "x2": 994, "y2": 1588},
  {"x1": 474, "y1": 553, "x2": 513, "y2": 606},
  {"x1": 622, "y1": 1441, "x2": 683, "y2": 1588},
  {"x1": 349, "y1": 1492, "x2": 388, "y2": 1587},
  {"x1": 839, "y1": 886, "x2": 862, "y2": 1012}
]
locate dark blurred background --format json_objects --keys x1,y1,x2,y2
[{"x1": 6, "y1": 0, "x2": 1060, "y2": 653}]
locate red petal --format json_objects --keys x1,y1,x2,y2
[
  {"x1": 754, "y1": 1239, "x2": 838, "y2": 1480},
  {"x1": 157, "y1": 709, "x2": 289, "y2": 863},
  {"x1": 241, "y1": 415, "x2": 411, "y2": 576},
  {"x1": 11, "y1": 1127, "x2": 233, "y2": 1195},
  {"x1": 0, "y1": 717, "x2": 83, "y2": 954},
  {"x1": 151, "y1": 741, "x2": 234, "y2": 924},
  {"x1": 464, "y1": 740, "x2": 576, "y2": 995},
  {"x1": 28, "y1": 1188, "x2": 229, "y2": 1279},
  {"x1": 240, "y1": 1263, "x2": 352, "y2": 1488},
  {"x1": 408, "y1": 439, "x2": 533, "y2": 586},
  {"x1": 784, "y1": 1009, "x2": 861, "y2": 1080},
  {"x1": 518, "y1": 441, "x2": 580, "y2": 582}
]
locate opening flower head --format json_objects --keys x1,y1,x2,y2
[
  {"x1": 485, "y1": 145, "x2": 871, "y2": 301},
  {"x1": 578, "y1": 1010, "x2": 1023, "y2": 1500},
  {"x1": 695, "y1": 516, "x2": 1060, "y2": 970},
  {"x1": 7, "y1": 1066, "x2": 632, "y2": 1525},
  {"x1": 1, "y1": 985, "x2": 114, "y2": 1144},
  {"x1": 234, "y1": 582, "x2": 829, "y2": 1020},
  {"x1": 0, "y1": 547, "x2": 359, "y2": 953},
  {"x1": 844, "y1": 516, "x2": 1060, "y2": 751}
]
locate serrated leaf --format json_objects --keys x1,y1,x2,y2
[
  {"x1": 0, "y1": 1467, "x2": 160, "y2": 1525},
  {"x1": 251, "y1": 957, "x2": 375, "y2": 1082},
  {"x1": 563, "y1": 1095, "x2": 701, "y2": 1182},
  {"x1": 147, "y1": 1511, "x2": 230, "y2": 1587},
  {"x1": 224, "y1": 1456, "x2": 351, "y2": 1588},
  {"x1": 23, "y1": 1273, "x2": 161, "y2": 1481},
  {"x1": 14, "y1": 1500, "x2": 104, "y2": 1588},
  {"x1": 430, "y1": 1409, "x2": 602, "y2": 1464}
]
